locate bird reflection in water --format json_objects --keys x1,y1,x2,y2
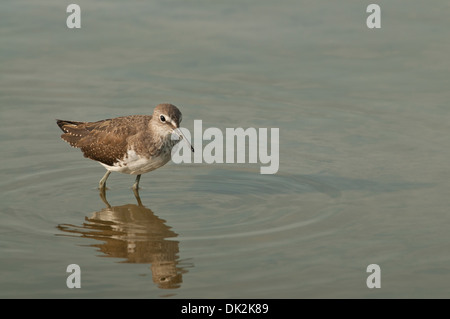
[{"x1": 57, "y1": 188, "x2": 190, "y2": 289}]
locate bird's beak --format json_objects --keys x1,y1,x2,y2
[{"x1": 173, "y1": 127, "x2": 194, "y2": 152}]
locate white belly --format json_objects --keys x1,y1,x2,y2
[{"x1": 100, "y1": 149, "x2": 171, "y2": 175}]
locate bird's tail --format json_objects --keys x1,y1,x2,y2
[
  {"x1": 56, "y1": 119, "x2": 91, "y2": 148},
  {"x1": 56, "y1": 119, "x2": 85, "y2": 132}
]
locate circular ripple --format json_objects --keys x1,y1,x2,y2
[
  {"x1": 149, "y1": 166, "x2": 343, "y2": 242},
  {"x1": 0, "y1": 149, "x2": 343, "y2": 246}
]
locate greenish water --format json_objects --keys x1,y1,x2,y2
[{"x1": 1, "y1": 1, "x2": 450, "y2": 298}]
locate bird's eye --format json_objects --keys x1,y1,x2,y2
[{"x1": 160, "y1": 115, "x2": 166, "y2": 123}]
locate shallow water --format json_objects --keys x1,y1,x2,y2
[{"x1": 1, "y1": 1, "x2": 450, "y2": 298}]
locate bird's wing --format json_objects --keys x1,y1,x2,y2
[{"x1": 57, "y1": 116, "x2": 150, "y2": 166}]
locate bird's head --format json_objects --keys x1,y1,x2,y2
[{"x1": 151, "y1": 103, "x2": 194, "y2": 152}]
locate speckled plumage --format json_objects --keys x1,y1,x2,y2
[{"x1": 56, "y1": 103, "x2": 188, "y2": 189}]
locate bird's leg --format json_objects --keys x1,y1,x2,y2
[
  {"x1": 133, "y1": 186, "x2": 143, "y2": 206},
  {"x1": 99, "y1": 171, "x2": 111, "y2": 190},
  {"x1": 99, "y1": 186, "x2": 111, "y2": 208},
  {"x1": 132, "y1": 174, "x2": 141, "y2": 191}
]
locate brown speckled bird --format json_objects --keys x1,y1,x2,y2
[{"x1": 56, "y1": 103, "x2": 193, "y2": 190}]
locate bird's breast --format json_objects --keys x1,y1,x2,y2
[{"x1": 100, "y1": 147, "x2": 172, "y2": 175}]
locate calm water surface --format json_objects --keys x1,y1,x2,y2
[{"x1": 1, "y1": 1, "x2": 450, "y2": 298}]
